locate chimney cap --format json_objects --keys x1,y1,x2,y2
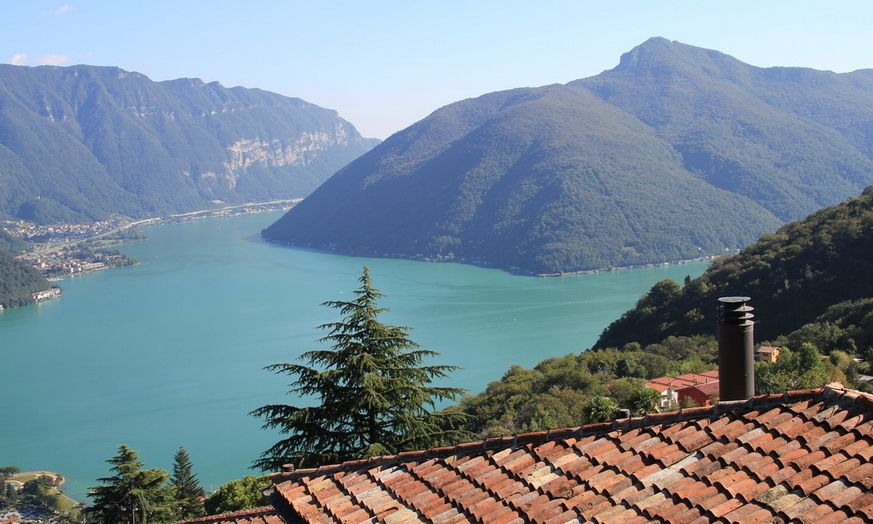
[{"x1": 719, "y1": 296, "x2": 751, "y2": 304}]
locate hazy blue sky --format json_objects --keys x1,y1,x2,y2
[{"x1": 3, "y1": 1, "x2": 872, "y2": 138}]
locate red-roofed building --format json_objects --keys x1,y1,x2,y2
[
  {"x1": 646, "y1": 370, "x2": 718, "y2": 409},
  {"x1": 183, "y1": 384, "x2": 873, "y2": 523},
  {"x1": 676, "y1": 380, "x2": 721, "y2": 407}
]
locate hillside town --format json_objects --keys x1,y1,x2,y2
[
  {"x1": 1, "y1": 219, "x2": 128, "y2": 244},
  {"x1": 2, "y1": 200, "x2": 298, "y2": 283},
  {"x1": 17, "y1": 243, "x2": 135, "y2": 279}
]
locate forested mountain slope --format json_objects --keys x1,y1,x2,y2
[
  {"x1": 596, "y1": 186, "x2": 873, "y2": 348},
  {"x1": 579, "y1": 37, "x2": 873, "y2": 221},
  {"x1": 263, "y1": 38, "x2": 873, "y2": 274},
  {"x1": 0, "y1": 64, "x2": 378, "y2": 223}
]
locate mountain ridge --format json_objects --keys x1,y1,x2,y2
[
  {"x1": 263, "y1": 38, "x2": 873, "y2": 274},
  {"x1": 0, "y1": 64, "x2": 379, "y2": 223}
]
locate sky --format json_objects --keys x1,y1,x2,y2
[{"x1": 2, "y1": 1, "x2": 873, "y2": 139}]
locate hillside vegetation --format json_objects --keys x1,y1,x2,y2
[
  {"x1": 597, "y1": 186, "x2": 873, "y2": 348},
  {"x1": 0, "y1": 228, "x2": 26, "y2": 253},
  {"x1": 453, "y1": 336, "x2": 717, "y2": 436},
  {"x1": 0, "y1": 64, "x2": 378, "y2": 223},
  {"x1": 0, "y1": 251, "x2": 51, "y2": 308},
  {"x1": 264, "y1": 38, "x2": 873, "y2": 274},
  {"x1": 453, "y1": 186, "x2": 873, "y2": 438},
  {"x1": 0, "y1": 228, "x2": 51, "y2": 308},
  {"x1": 448, "y1": 333, "x2": 855, "y2": 440}
]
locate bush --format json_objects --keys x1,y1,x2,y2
[{"x1": 204, "y1": 476, "x2": 272, "y2": 515}]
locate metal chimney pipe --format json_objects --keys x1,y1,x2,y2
[{"x1": 717, "y1": 296, "x2": 755, "y2": 401}]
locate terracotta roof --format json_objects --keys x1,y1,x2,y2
[
  {"x1": 267, "y1": 384, "x2": 873, "y2": 523},
  {"x1": 757, "y1": 346, "x2": 780, "y2": 354},
  {"x1": 646, "y1": 370, "x2": 718, "y2": 393},
  {"x1": 177, "y1": 506, "x2": 287, "y2": 524},
  {"x1": 677, "y1": 381, "x2": 721, "y2": 397}
]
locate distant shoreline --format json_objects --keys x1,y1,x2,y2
[
  {"x1": 24, "y1": 198, "x2": 301, "y2": 258},
  {"x1": 7, "y1": 470, "x2": 79, "y2": 505},
  {"x1": 261, "y1": 238, "x2": 719, "y2": 278},
  {"x1": 2, "y1": 199, "x2": 301, "y2": 309}
]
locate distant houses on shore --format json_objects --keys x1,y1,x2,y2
[{"x1": 32, "y1": 288, "x2": 61, "y2": 303}]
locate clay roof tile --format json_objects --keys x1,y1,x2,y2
[{"x1": 236, "y1": 385, "x2": 873, "y2": 524}]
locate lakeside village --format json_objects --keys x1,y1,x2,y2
[
  {"x1": 3, "y1": 219, "x2": 140, "y2": 281},
  {"x1": 2, "y1": 200, "x2": 297, "y2": 306}
]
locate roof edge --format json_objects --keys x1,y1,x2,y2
[
  {"x1": 272, "y1": 384, "x2": 870, "y2": 482},
  {"x1": 177, "y1": 506, "x2": 279, "y2": 524}
]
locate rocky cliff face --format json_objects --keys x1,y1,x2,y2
[{"x1": 225, "y1": 125, "x2": 352, "y2": 172}]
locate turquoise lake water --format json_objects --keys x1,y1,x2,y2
[{"x1": 0, "y1": 211, "x2": 706, "y2": 500}]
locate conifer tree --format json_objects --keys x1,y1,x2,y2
[
  {"x1": 252, "y1": 266, "x2": 467, "y2": 471},
  {"x1": 170, "y1": 447, "x2": 205, "y2": 519},
  {"x1": 85, "y1": 445, "x2": 174, "y2": 524},
  {"x1": 5, "y1": 484, "x2": 17, "y2": 505}
]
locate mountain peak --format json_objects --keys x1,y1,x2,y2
[
  {"x1": 611, "y1": 37, "x2": 749, "y2": 82},
  {"x1": 617, "y1": 37, "x2": 696, "y2": 70},
  {"x1": 264, "y1": 41, "x2": 873, "y2": 275}
]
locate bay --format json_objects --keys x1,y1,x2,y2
[{"x1": 0, "y1": 211, "x2": 706, "y2": 500}]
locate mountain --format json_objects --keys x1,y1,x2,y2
[
  {"x1": 595, "y1": 186, "x2": 873, "y2": 349},
  {"x1": 578, "y1": 37, "x2": 873, "y2": 222},
  {"x1": 263, "y1": 38, "x2": 873, "y2": 274},
  {"x1": 0, "y1": 64, "x2": 379, "y2": 224}
]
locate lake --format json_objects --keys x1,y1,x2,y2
[{"x1": 0, "y1": 211, "x2": 706, "y2": 500}]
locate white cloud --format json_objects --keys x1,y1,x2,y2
[
  {"x1": 10, "y1": 53, "x2": 28, "y2": 65},
  {"x1": 44, "y1": 4, "x2": 73, "y2": 16},
  {"x1": 38, "y1": 54, "x2": 68, "y2": 66}
]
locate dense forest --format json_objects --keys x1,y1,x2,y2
[
  {"x1": 0, "y1": 229, "x2": 51, "y2": 308},
  {"x1": 265, "y1": 37, "x2": 873, "y2": 274},
  {"x1": 0, "y1": 64, "x2": 378, "y2": 223},
  {"x1": 597, "y1": 186, "x2": 873, "y2": 348},
  {"x1": 0, "y1": 250, "x2": 51, "y2": 308}
]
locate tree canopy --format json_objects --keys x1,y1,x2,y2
[
  {"x1": 203, "y1": 476, "x2": 271, "y2": 516},
  {"x1": 170, "y1": 447, "x2": 205, "y2": 519},
  {"x1": 85, "y1": 445, "x2": 174, "y2": 524},
  {"x1": 597, "y1": 186, "x2": 873, "y2": 348},
  {"x1": 252, "y1": 266, "x2": 467, "y2": 471},
  {"x1": 449, "y1": 336, "x2": 717, "y2": 439},
  {"x1": 0, "y1": 250, "x2": 52, "y2": 309}
]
